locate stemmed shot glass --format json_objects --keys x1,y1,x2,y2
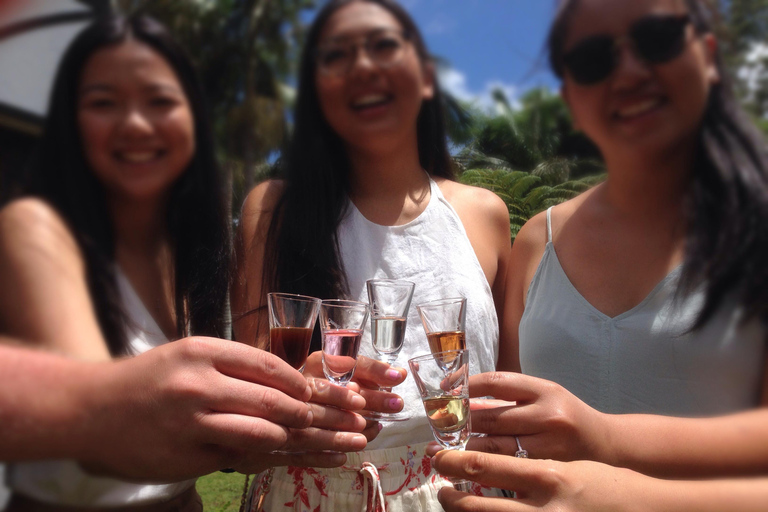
[
  {"x1": 365, "y1": 278, "x2": 415, "y2": 421},
  {"x1": 409, "y1": 349, "x2": 472, "y2": 488},
  {"x1": 416, "y1": 297, "x2": 467, "y2": 368},
  {"x1": 267, "y1": 293, "x2": 321, "y2": 372},
  {"x1": 319, "y1": 299, "x2": 369, "y2": 386}
]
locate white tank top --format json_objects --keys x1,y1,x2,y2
[
  {"x1": 338, "y1": 178, "x2": 499, "y2": 449},
  {"x1": 7, "y1": 269, "x2": 196, "y2": 507}
]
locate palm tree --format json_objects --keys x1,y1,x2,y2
[
  {"x1": 454, "y1": 87, "x2": 604, "y2": 242},
  {"x1": 460, "y1": 168, "x2": 603, "y2": 242}
]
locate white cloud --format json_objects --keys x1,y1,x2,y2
[
  {"x1": 437, "y1": 67, "x2": 520, "y2": 113},
  {"x1": 423, "y1": 13, "x2": 456, "y2": 35},
  {"x1": 738, "y1": 42, "x2": 768, "y2": 102}
]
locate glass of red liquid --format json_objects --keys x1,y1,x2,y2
[
  {"x1": 319, "y1": 299, "x2": 369, "y2": 386},
  {"x1": 267, "y1": 293, "x2": 321, "y2": 372}
]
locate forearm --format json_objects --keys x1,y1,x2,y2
[
  {"x1": 0, "y1": 343, "x2": 102, "y2": 461},
  {"x1": 602, "y1": 408, "x2": 768, "y2": 478},
  {"x1": 636, "y1": 476, "x2": 768, "y2": 512}
]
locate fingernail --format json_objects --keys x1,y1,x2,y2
[
  {"x1": 386, "y1": 369, "x2": 401, "y2": 380},
  {"x1": 388, "y1": 398, "x2": 403, "y2": 410},
  {"x1": 378, "y1": 423, "x2": 383, "y2": 432},
  {"x1": 351, "y1": 395, "x2": 366, "y2": 409}
]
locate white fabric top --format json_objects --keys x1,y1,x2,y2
[
  {"x1": 338, "y1": 178, "x2": 499, "y2": 449},
  {"x1": 519, "y1": 207, "x2": 766, "y2": 415},
  {"x1": 7, "y1": 269, "x2": 196, "y2": 507}
]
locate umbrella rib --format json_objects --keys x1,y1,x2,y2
[{"x1": 0, "y1": 11, "x2": 95, "y2": 43}]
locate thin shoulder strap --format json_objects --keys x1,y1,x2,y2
[{"x1": 546, "y1": 206, "x2": 553, "y2": 243}]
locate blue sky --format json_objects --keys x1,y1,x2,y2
[
  {"x1": 398, "y1": 0, "x2": 561, "y2": 109},
  {"x1": 304, "y1": 0, "x2": 562, "y2": 111}
]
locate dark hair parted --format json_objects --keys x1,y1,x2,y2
[
  {"x1": 547, "y1": 0, "x2": 768, "y2": 327},
  {"x1": 22, "y1": 15, "x2": 230, "y2": 354},
  {"x1": 260, "y1": 0, "x2": 454, "y2": 351}
]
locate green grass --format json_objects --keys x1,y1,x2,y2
[{"x1": 196, "y1": 471, "x2": 250, "y2": 512}]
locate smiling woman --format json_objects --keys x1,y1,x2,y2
[
  {"x1": 0, "y1": 14, "x2": 229, "y2": 511},
  {"x1": 232, "y1": 0, "x2": 512, "y2": 510},
  {"x1": 77, "y1": 39, "x2": 196, "y2": 203}
]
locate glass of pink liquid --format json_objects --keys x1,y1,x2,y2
[{"x1": 319, "y1": 299, "x2": 369, "y2": 386}]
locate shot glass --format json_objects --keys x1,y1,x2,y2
[
  {"x1": 363, "y1": 279, "x2": 415, "y2": 421},
  {"x1": 416, "y1": 297, "x2": 466, "y2": 367},
  {"x1": 409, "y1": 349, "x2": 471, "y2": 488},
  {"x1": 267, "y1": 293, "x2": 321, "y2": 371},
  {"x1": 319, "y1": 299, "x2": 369, "y2": 386}
]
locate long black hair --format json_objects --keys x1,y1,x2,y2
[
  {"x1": 20, "y1": 15, "x2": 230, "y2": 354},
  {"x1": 548, "y1": 0, "x2": 768, "y2": 327},
  {"x1": 259, "y1": 0, "x2": 454, "y2": 350}
]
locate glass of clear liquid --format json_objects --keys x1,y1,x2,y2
[
  {"x1": 365, "y1": 278, "x2": 415, "y2": 421},
  {"x1": 319, "y1": 299, "x2": 369, "y2": 386},
  {"x1": 408, "y1": 349, "x2": 471, "y2": 488}
]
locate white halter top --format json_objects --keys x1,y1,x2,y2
[
  {"x1": 7, "y1": 269, "x2": 196, "y2": 507},
  {"x1": 338, "y1": 178, "x2": 499, "y2": 449}
]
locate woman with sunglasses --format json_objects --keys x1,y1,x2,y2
[
  {"x1": 233, "y1": 0, "x2": 511, "y2": 509},
  {"x1": 489, "y1": 0, "x2": 768, "y2": 480}
]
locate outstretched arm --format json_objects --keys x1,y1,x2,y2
[
  {"x1": 432, "y1": 450, "x2": 768, "y2": 512},
  {"x1": 463, "y1": 371, "x2": 768, "y2": 478},
  {"x1": 0, "y1": 338, "x2": 370, "y2": 480}
]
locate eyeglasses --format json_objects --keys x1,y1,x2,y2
[
  {"x1": 315, "y1": 29, "x2": 410, "y2": 77},
  {"x1": 562, "y1": 14, "x2": 692, "y2": 85}
]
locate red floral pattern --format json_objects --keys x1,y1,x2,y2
[{"x1": 253, "y1": 444, "x2": 498, "y2": 511}]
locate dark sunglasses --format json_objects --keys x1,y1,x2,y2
[{"x1": 562, "y1": 14, "x2": 692, "y2": 85}]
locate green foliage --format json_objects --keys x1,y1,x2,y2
[
  {"x1": 197, "y1": 471, "x2": 247, "y2": 512},
  {"x1": 713, "y1": 0, "x2": 768, "y2": 128},
  {"x1": 116, "y1": 0, "x2": 315, "y2": 207},
  {"x1": 455, "y1": 87, "x2": 601, "y2": 178},
  {"x1": 459, "y1": 168, "x2": 604, "y2": 242}
]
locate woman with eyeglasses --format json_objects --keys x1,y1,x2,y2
[
  {"x1": 457, "y1": 0, "x2": 768, "y2": 493},
  {"x1": 232, "y1": 0, "x2": 511, "y2": 509}
]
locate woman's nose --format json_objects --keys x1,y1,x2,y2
[
  {"x1": 611, "y1": 42, "x2": 653, "y2": 89},
  {"x1": 348, "y1": 44, "x2": 377, "y2": 76},
  {"x1": 120, "y1": 106, "x2": 154, "y2": 136}
]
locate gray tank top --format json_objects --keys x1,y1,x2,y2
[{"x1": 519, "y1": 208, "x2": 765, "y2": 415}]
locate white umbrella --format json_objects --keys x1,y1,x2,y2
[{"x1": 0, "y1": 0, "x2": 104, "y2": 133}]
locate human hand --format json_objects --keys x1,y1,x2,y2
[
  {"x1": 459, "y1": 372, "x2": 609, "y2": 462},
  {"x1": 303, "y1": 351, "x2": 407, "y2": 439},
  {"x1": 79, "y1": 337, "x2": 369, "y2": 480},
  {"x1": 433, "y1": 450, "x2": 643, "y2": 512}
]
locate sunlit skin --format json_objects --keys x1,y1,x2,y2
[
  {"x1": 315, "y1": 2, "x2": 434, "y2": 159},
  {"x1": 78, "y1": 39, "x2": 195, "y2": 204}
]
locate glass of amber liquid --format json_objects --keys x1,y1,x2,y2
[
  {"x1": 409, "y1": 349, "x2": 471, "y2": 488},
  {"x1": 268, "y1": 293, "x2": 321, "y2": 372},
  {"x1": 416, "y1": 297, "x2": 466, "y2": 368}
]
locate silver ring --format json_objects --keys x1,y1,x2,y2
[{"x1": 514, "y1": 436, "x2": 528, "y2": 458}]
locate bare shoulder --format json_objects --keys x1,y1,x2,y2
[
  {"x1": 435, "y1": 178, "x2": 509, "y2": 230},
  {"x1": 241, "y1": 180, "x2": 286, "y2": 218},
  {"x1": 238, "y1": 180, "x2": 286, "y2": 240},
  {"x1": 436, "y1": 178, "x2": 508, "y2": 215},
  {"x1": 0, "y1": 198, "x2": 81, "y2": 264}
]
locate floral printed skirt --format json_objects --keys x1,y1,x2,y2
[{"x1": 245, "y1": 442, "x2": 501, "y2": 512}]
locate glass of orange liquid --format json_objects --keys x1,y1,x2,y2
[
  {"x1": 267, "y1": 293, "x2": 321, "y2": 372},
  {"x1": 416, "y1": 297, "x2": 466, "y2": 368}
]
